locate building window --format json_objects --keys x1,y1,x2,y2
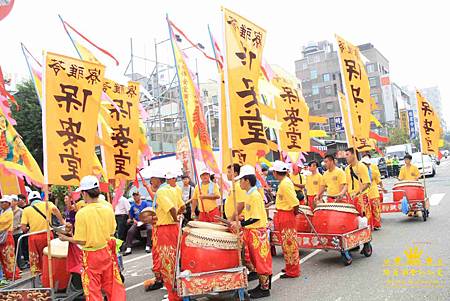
[
  {"x1": 369, "y1": 77, "x2": 378, "y2": 88},
  {"x1": 312, "y1": 85, "x2": 319, "y2": 95},
  {"x1": 303, "y1": 62, "x2": 308, "y2": 70},
  {"x1": 366, "y1": 63, "x2": 376, "y2": 73},
  {"x1": 323, "y1": 73, "x2": 331, "y2": 82},
  {"x1": 203, "y1": 90, "x2": 209, "y2": 97},
  {"x1": 310, "y1": 69, "x2": 318, "y2": 80},
  {"x1": 325, "y1": 85, "x2": 333, "y2": 96},
  {"x1": 327, "y1": 102, "x2": 334, "y2": 111}
]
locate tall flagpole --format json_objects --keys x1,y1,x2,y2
[
  {"x1": 415, "y1": 90, "x2": 428, "y2": 198},
  {"x1": 20, "y1": 43, "x2": 42, "y2": 105}
]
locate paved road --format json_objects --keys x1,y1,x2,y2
[{"x1": 124, "y1": 158, "x2": 450, "y2": 301}]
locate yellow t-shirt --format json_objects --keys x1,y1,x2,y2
[
  {"x1": 306, "y1": 172, "x2": 323, "y2": 196},
  {"x1": 0, "y1": 209, "x2": 13, "y2": 232},
  {"x1": 192, "y1": 182, "x2": 220, "y2": 212},
  {"x1": 173, "y1": 185, "x2": 184, "y2": 209},
  {"x1": 345, "y1": 162, "x2": 371, "y2": 195},
  {"x1": 225, "y1": 183, "x2": 247, "y2": 220},
  {"x1": 155, "y1": 184, "x2": 178, "y2": 226},
  {"x1": 291, "y1": 173, "x2": 306, "y2": 192},
  {"x1": 368, "y1": 164, "x2": 382, "y2": 199},
  {"x1": 73, "y1": 202, "x2": 116, "y2": 251},
  {"x1": 275, "y1": 177, "x2": 298, "y2": 210},
  {"x1": 244, "y1": 187, "x2": 268, "y2": 229},
  {"x1": 398, "y1": 165, "x2": 420, "y2": 181},
  {"x1": 21, "y1": 201, "x2": 57, "y2": 233},
  {"x1": 322, "y1": 167, "x2": 347, "y2": 197}
]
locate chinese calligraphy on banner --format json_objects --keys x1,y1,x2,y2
[
  {"x1": 169, "y1": 23, "x2": 219, "y2": 174},
  {"x1": 223, "y1": 8, "x2": 268, "y2": 166},
  {"x1": 43, "y1": 52, "x2": 104, "y2": 185},
  {"x1": 416, "y1": 90, "x2": 441, "y2": 156},
  {"x1": 101, "y1": 80, "x2": 140, "y2": 180},
  {"x1": 336, "y1": 35, "x2": 371, "y2": 151},
  {"x1": 272, "y1": 72, "x2": 310, "y2": 153},
  {"x1": 338, "y1": 91, "x2": 353, "y2": 146}
]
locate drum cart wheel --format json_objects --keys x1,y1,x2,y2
[
  {"x1": 341, "y1": 250, "x2": 352, "y2": 266},
  {"x1": 361, "y1": 242, "x2": 372, "y2": 257},
  {"x1": 422, "y1": 209, "x2": 427, "y2": 222}
]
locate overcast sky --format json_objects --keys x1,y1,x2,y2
[{"x1": 1, "y1": 0, "x2": 448, "y2": 125}]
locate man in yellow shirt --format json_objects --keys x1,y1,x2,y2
[
  {"x1": 225, "y1": 164, "x2": 247, "y2": 221},
  {"x1": 398, "y1": 154, "x2": 420, "y2": 181},
  {"x1": 0, "y1": 196, "x2": 20, "y2": 280},
  {"x1": 305, "y1": 161, "x2": 323, "y2": 209},
  {"x1": 146, "y1": 169, "x2": 182, "y2": 301},
  {"x1": 271, "y1": 160, "x2": 300, "y2": 278},
  {"x1": 345, "y1": 148, "x2": 371, "y2": 217},
  {"x1": 290, "y1": 163, "x2": 306, "y2": 204},
  {"x1": 191, "y1": 168, "x2": 221, "y2": 222},
  {"x1": 362, "y1": 155, "x2": 386, "y2": 230},
  {"x1": 316, "y1": 154, "x2": 347, "y2": 203},
  {"x1": 235, "y1": 165, "x2": 272, "y2": 299},
  {"x1": 21, "y1": 191, "x2": 65, "y2": 276},
  {"x1": 58, "y1": 176, "x2": 125, "y2": 301}
]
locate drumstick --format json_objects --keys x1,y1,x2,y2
[{"x1": 214, "y1": 216, "x2": 232, "y2": 226}]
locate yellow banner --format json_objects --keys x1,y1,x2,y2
[
  {"x1": 171, "y1": 34, "x2": 219, "y2": 174},
  {"x1": 416, "y1": 90, "x2": 441, "y2": 156},
  {"x1": 336, "y1": 35, "x2": 371, "y2": 151},
  {"x1": 101, "y1": 80, "x2": 140, "y2": 180},
  {"x1": 43, "y1": 52, "x2": 104, "y2": 185},
  {"x1": 0, "y1": 104, "x2": 44, "y2": 185},
  {"x1": 223, "y1": 8, "x2": 269, "y2": 166},
  {"x1": 272, "y1": 72, "x2": 310, "y2": 152},
  {"x1": 0, "y1": 170, "x2": 20, "y2": 195}
]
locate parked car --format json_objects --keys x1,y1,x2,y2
[
  {"x1": 412, "y1": 152, "x2": 436, "y2": 177},
  {"x1": 370, "y1": 157, "x2": 388, "y2": 178}
]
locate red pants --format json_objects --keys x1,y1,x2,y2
[
  {"x1": 198, "y1": 207, "x2": 220, "y2": 223},
  {"x1": 352, "y1": 195, "x2": 372, "y2": 228},
  {"x1": 157, "y1": 224, "x2": 181, "y2": 301},
  {"x1": 273, "y1": 210, "x2": 300, "y2": 277},
  {"x1": 29, "y1": 232, "x2": 53, "y2": 276},
  {"x1": 243, "y1": 228, "x2": 272, "y2": 289},
  {"x1": 0, "y1": 232, "x2": 20, "y2": 280},
  {"x1": 81, "y1": 240, "x2": 125, "y2": 301},
  {"x1": 370, "y1": 197, "x2": 382, "y2": 228},
  {"x1": 151, "y1": 226, "x2": 162, "y2": 281},
  {"x1": 67, "y1": 242, "x2": 83, "y2": 274}
]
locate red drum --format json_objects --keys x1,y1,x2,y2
[
  {"x1": 312, "y1": 203, "x2": 359, "y2": 234},
  {"x1": 296, "y1": 205, "x2": 313, "y2": 233},
  {"x1": 42, "y1": 240, "x2": 70, "y2": 291},
  {"x1": 393, "y1": 181, "x2": 424, "y2": 202},
  {"x1": 181, "y1": 227, "x2": 240, "y2": 273}
]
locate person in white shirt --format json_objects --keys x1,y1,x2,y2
[{"x1": 115, "y1": 196, "x2": 131, "y2": 244}]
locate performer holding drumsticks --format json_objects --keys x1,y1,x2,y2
[{"x1": 315, "y1": 154, "x2": 348, "y2": 204}]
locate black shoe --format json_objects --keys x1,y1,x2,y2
[
  {"x1": 374, "y1": 227, "x2": 381, "y2": 231},
  {"x1": 280, "y1": 273, "x2": 297, "y2": 279},
  {"x1": 123, "y1": 250, "x2": 132, "y2": 256},
  {"x1": 247, "y1": 271, "x2": 259, "y2": 282},
  {"x1": 249, "y1": 287, "x2": 270, "y2": 299},
  {"x1": 281, "y1": 268, "x2": 285, "y2": 273},
  {"x1": 145, "y1": 280, "x2": 163, "y2": 291},
  {"x1": 248, "y1": 284, "x2": 260, "y2": 295}
]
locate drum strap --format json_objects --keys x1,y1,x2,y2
[
  {"x1": 349, "y1": 166, "x2": 360, "y2": 191},
  {"x1": 299, "y1": 174, "x2": 303, "y2": 184}
]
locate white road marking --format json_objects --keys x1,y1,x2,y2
[
  {"x1": 429, "y1": 193, "x2": 445, "y2": 206},
  {"x1": 123, "y1": 253, "x2": 152, "y2": 265},
  {"x1": 271, "y1": 249, "x2": 322, "y2": 283}
]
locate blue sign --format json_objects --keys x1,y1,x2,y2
[
  {"x1": 335, "y1": 117, "x2": 344, "y2": 132},
  {"x1": 407, "y1": 110, "x2": 416, "y2": 139}
]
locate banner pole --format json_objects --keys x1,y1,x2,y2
[{"x1": 43, "y1": 184, "x2": 54, "y2": 289}]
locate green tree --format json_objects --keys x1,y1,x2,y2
[
  {"x1": 386, "y1": 127, "x2": 410, "y2": 146},
  {"x1": 11, "y1": 80, "x2": 43, "y2": 169}
]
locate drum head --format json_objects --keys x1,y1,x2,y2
[
  {"x1": 139, "y1": 207, "x2": 156, "y2": 223},
  {"x1": 43, "y1": 239, "x2": 68, "y2": 258},
  {"x1": 314, "y1": 203, "x2": 359, "y2": 215},
  {"x1": 298, "y1": 205, "x2": 313, "y2": 216},
  {"x1": 393, "y1": 181, "x2": 424, "y2": 188},
  {"x1": 187, "y1": 221, "x2": 228, "y2": 231},
  {"x1": 185, "y1": 227, "x2": 238, "y2": 249}
]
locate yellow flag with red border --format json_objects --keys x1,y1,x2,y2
[
  {"x1": 336, "y1": 35, "x2": 371, "y2": 151},
  {"x1": 222, "y1": 8, "x2": 269, "y2": 166},
  {"x1": 416, "y1": 90, "x2": 441, "y2": 156},
  {"x1": 43, "y1": 52, "x2": 104, "y2": 185}
]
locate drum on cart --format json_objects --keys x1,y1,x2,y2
[
  {"x1": 42, "y1": 239, "x2": 71, "y2": 291},
  {"x1": 312, "y1": 203, "x2": 359, "y2": 234},
  {"x1": 296, "y1": 205, "x2": 313, "y2": 232},
  {"x1": 393, "y1": 181, "x2": 425, "y2": 202},
  {"x1": 181, "y1": 223, "x2": 240, "y2": 273}
]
